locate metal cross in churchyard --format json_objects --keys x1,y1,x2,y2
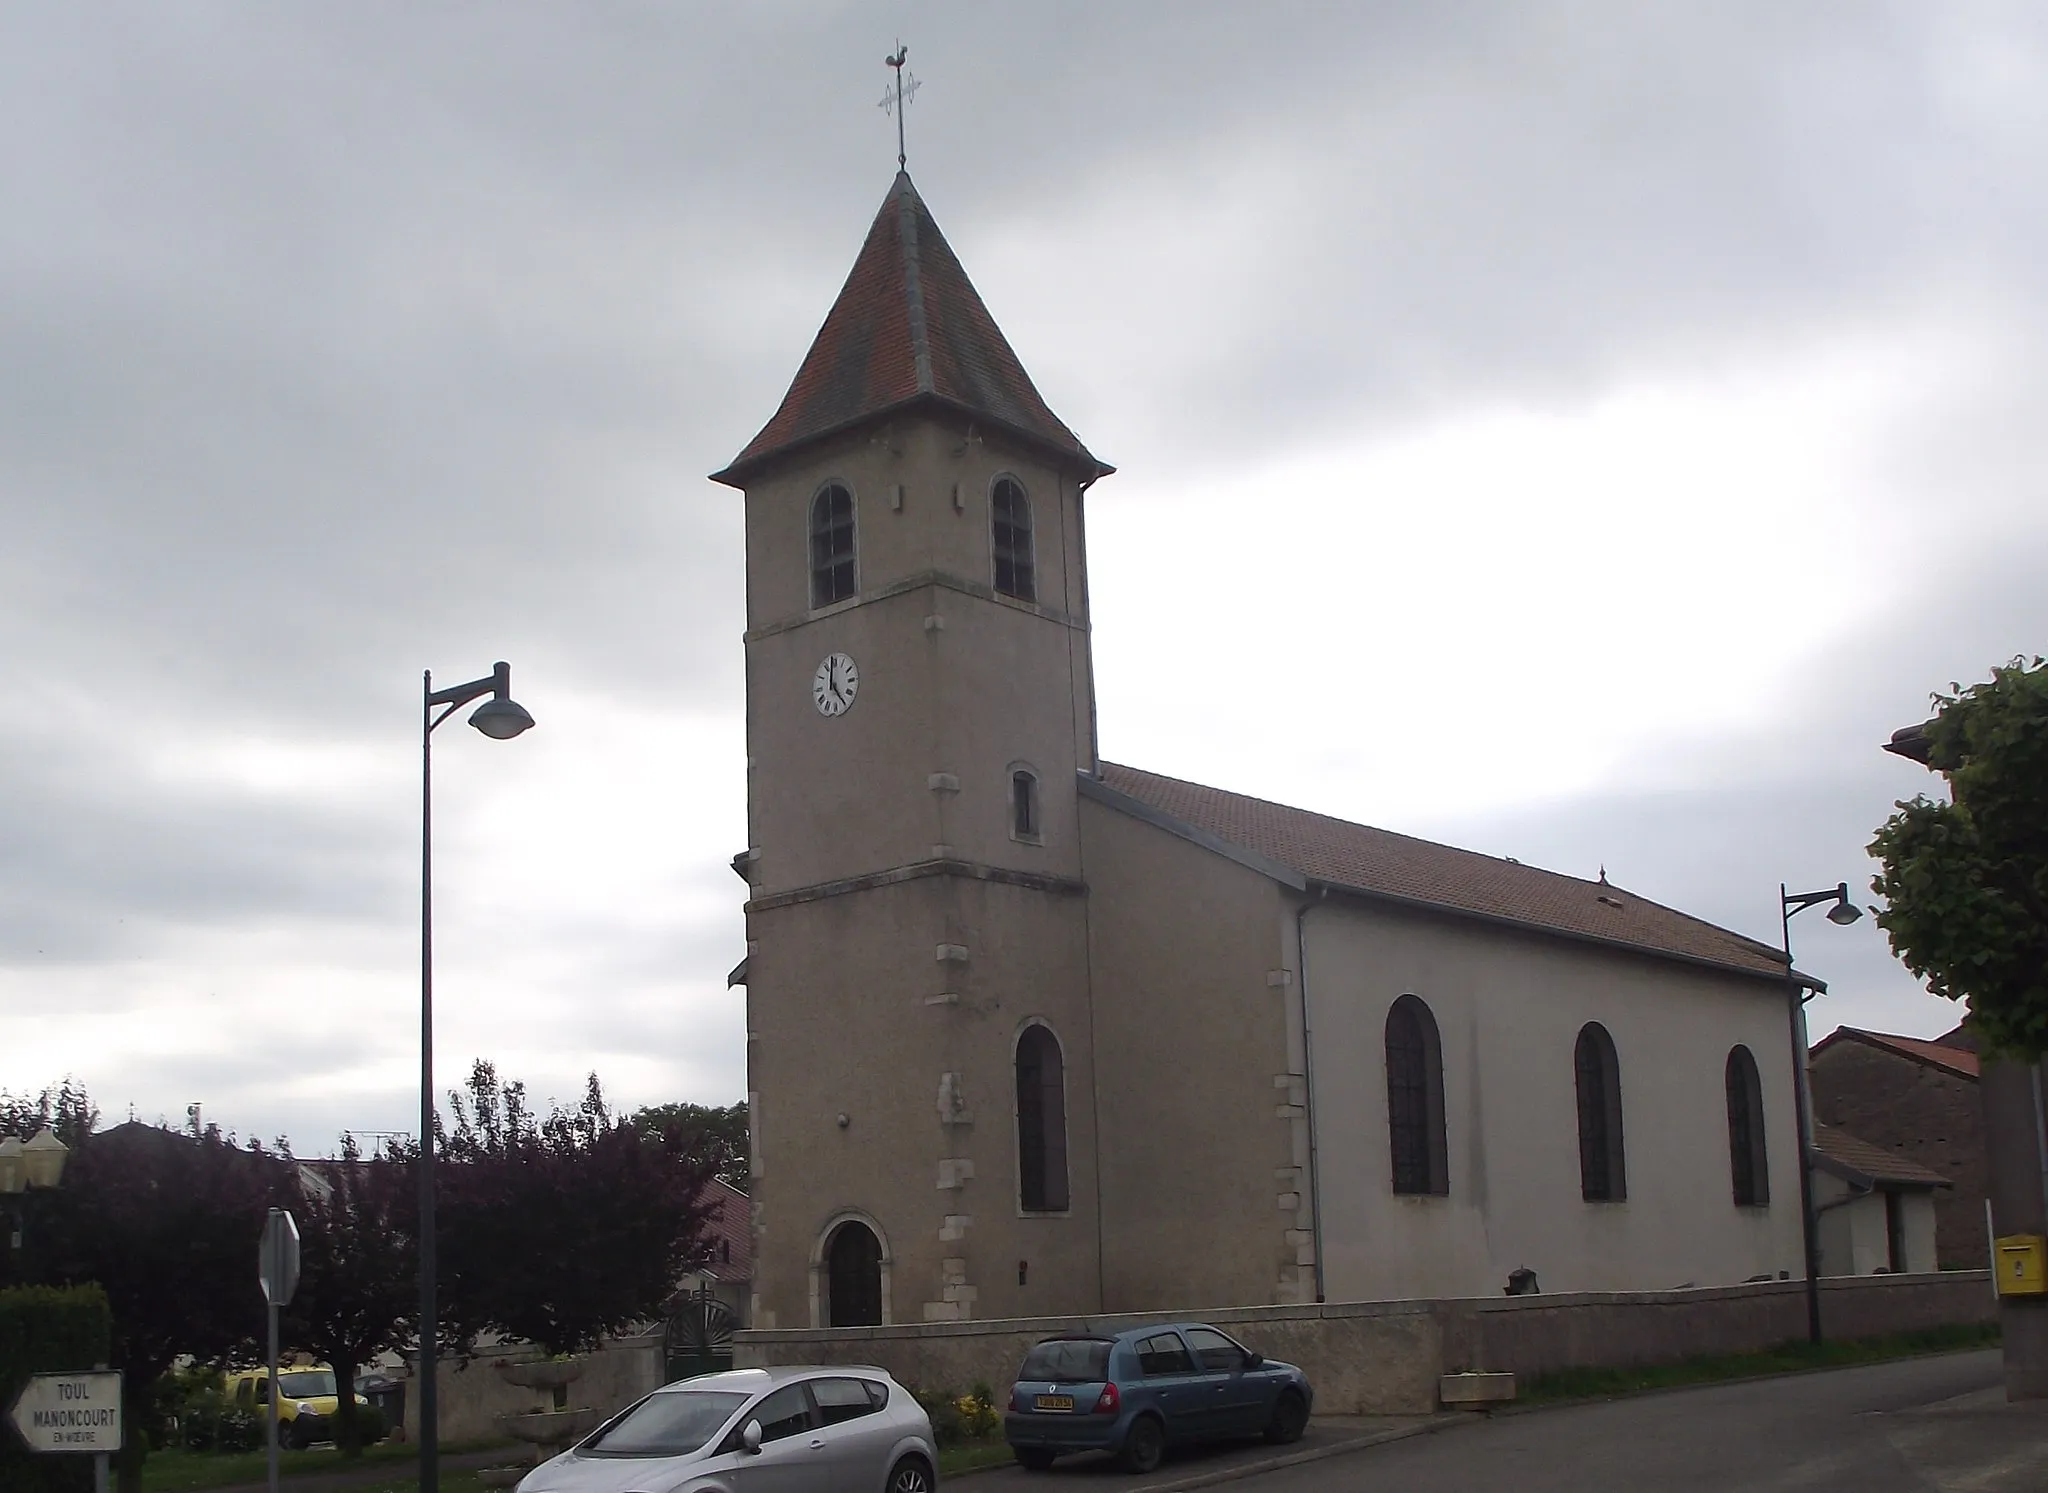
[{"x1": 879, "y1": 42, "x2": 921, "y2": 170}]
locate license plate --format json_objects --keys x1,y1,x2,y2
[{"x1": 1034, "y1": 1394, "x2": 1075, "y2": 1412}]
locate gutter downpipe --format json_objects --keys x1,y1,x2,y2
[{"x1": 1295, "y1": 886, "x2": 1329, "y2": 1304}]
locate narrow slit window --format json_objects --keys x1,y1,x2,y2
[
  {"x1": 809, "y1": 483, "x2": 856, "y2": 607},
  {"x1": 992, "y1": 477, "x2": 1035, "y2": 602},
  {"x1": 1012, "y1": 769, "x2": 1039, "y2": 840}
]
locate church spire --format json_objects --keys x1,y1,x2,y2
[{"x1": 712, "y1": 174, "x2": 1109, "y2": 487}]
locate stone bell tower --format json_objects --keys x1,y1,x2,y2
[{"x1": 711, "y1": 172, "x2": 1113, "y2": 1329}]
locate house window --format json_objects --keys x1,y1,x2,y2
[
  {"x1": 1015, "y1": 1023, "x2": 1069, "y2": 1212},
  {"x1": 1384, "y1": 995, "x2": 1448, "y2": 1195},
  {"x1": 992, "y1": 476, "x2": 1035, "y2": 602},
  {"x1": 1574, "y1": 1022, "x2": 1626, "y2": 1202},
  {"x1": 824, "y1": 1220, "x2": 883, "y2": 1326},
  {"x1": 809, "y1": 483, "x2": 856, "y2": 607},
  {"x1": 1725, "y1": 1045, "x2": 1769, "y2": 1207},
  {"x1": 1011, "y1": 768, "x2": 1040, "y2": 841}
]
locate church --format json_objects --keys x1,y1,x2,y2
[{"x1": 713, "y1": 171, "x2": 1809, "y2": 1330}]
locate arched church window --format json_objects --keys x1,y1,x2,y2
[
  {"x1": 1015, "y1": 1023, "x2": 1069, "y2": 1212},
  {"x1": 992, "y1": 477, "x2": 1035, "y2": 602},
  {"x1": 825, "y1": 1220, "x2": 883, "y2": 1326},
  {"x1": 1725, "y1": 1044, "x2": 1769, "y2": 1207},
  {"x1": 1011, "y1": 766, "x2": 1041, "y2": 842},
  {"x1": 810, "y1": 482, "x2": 856, "y2": 607},
  {"x1": 1385, "y1": 995, "x2": 1448, "y2": 1195},
  {"x1": 1574, "y1": 1022, "x2": 1627, "y2": 1202}
]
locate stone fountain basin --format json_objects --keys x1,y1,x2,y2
[
  {"x1": 495, "y1": 1359, "x2": 588, "y2": 1392},
  {"x1": 497, "y1": 1407, "x2": 603, "y2": 1446}
]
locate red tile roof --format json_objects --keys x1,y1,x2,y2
[
  {"x1": 1812, "y1": 1121, "x2": 1952, "y2": 1188},
  {"x1": 1811, "y1": 1027, "x2": 1981, "y2": 1081},
  {"x1": 1091, "y1": 762, "x2": 1791, "y2": 981},
  {"x1": 714, "y1": 173, "x2": 1106, "y2": 484}
]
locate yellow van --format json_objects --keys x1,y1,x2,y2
[{"x1": 226, "y1": 1365, "x2": 370, "y2": 1449}]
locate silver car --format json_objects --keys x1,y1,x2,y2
[{"x1": 514, "y1": 1366, "x2": 938, "y2": 1493}]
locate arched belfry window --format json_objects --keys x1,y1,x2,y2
[
  {"x1": 1015, "y1": 1023, "x2": 1069, "y2": 1212},
  {"x1": 1725, "y1": 1045, "x2": 1769, "y2": 1207},
  {"x1": 1574, "y1": 1023, "x2": 1627, "y2": 1202},
  {"x1": 991, "y1": 477, "x2": 1035, "y2": 602},
  {"x1": 1384, "y1": 995, "x2": 1448, "y2": 1195},
  {"x1": 809, "y1": 483, "x2": 856, "y2": 607},
  {"x1": 824, "y1": 1219, "x2": 883, "y2": 1327}
]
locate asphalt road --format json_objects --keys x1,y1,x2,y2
[{"x1": 1223, "y1": 1351, "x2": 2047, "y2": 1493}]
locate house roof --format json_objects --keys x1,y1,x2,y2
[
  {"x1": 693, "y1": 1177, "x2": 752, "y2": 1283},
  {"x1": 1812, "y1": 1122, "x2": 1952, "y2": 1189},
  {"x1": 1810, "y1": 1026, "x2": 1981, "y2": 1081},
  {"x1": 712, "y1": 172, "x2": 1106, "y2": 485},
  {"x1": 1087, "y1": 762, "x2": 1795, "y2": 983}
]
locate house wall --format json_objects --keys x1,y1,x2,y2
[
  {"x1": 1079, "y1": 799, "x2": 1304, "y2": 1311},
  {"x1": 1301, "y1": 899, "x2": 1805, "y2": 1300},
  {"x1": 1815, "y1": 1178, "x2": 1940, "y2": 1277},
  {"x1": 733, "y1": 1272, "x2": 1994, "y2": 1415},
  {"x1": 1808, "y1": 1039, "x2": 1985, "y2": 1269}
]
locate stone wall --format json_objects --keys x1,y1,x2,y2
[
  {"x1": 734, "y1": 1272, "x2": 1995, "y2": 1416},
  {"x1": 392, "y1": 1333, "x2": 665, "y2": 1446}
]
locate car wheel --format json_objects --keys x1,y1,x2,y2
[
  {"x1": 282, "y1": 1419, "x2": 309, "y2": 1451},
  {"x1": 1264, "y1": 1391, "x2": 1309, "y2": 1445},
  {"x1": 1119, "y1": 1414, "x2": 1166, "y2": 1474},
  {"x1": 1016, "y1": 1447, "x2": 1057, "y2": 1471},
  {"x1": 888, "y1": 1454, "x2": 935, "y2": 1493}
]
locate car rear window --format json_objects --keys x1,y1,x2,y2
[
  {"x1": 582, "y1": 1390, "x2": 749, "y2": 1457},
  {"x1": 1020, "y1": 1339, "x2": 1113, "y2": 1382}
]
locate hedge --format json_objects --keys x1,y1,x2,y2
[{"x1": 0, "y1": 1284, "x2": 114, "y2": 1493}]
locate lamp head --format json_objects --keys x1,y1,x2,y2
[
  {"x1": 1828, "y1": 900, "x2": 1863, "y2": 927},
  {"x1": 0, "y1": 1137, "x2": 23, "y2": 1195},
  {"x1": 468, "y1": 697, "x2": 535, "y2": 741}
]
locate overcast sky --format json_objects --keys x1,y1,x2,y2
[{"x1": 3, "y1": 3, "x2": 2043, "y2": 1151}]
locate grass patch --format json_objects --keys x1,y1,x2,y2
[
  {"x1": 141, "y1": 1441, "x2": 512, "y2": 1493},
  {"x1": 939, "y1": 1438, "x2": 1018, "y2": 1476},
  {"x1": 1520, "y1": 1321, "x2": 2002, "y2": 1405}
]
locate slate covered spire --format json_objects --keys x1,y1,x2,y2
[{"x1": 713, "y1": 172, "x2": 1107, "y2": 485}]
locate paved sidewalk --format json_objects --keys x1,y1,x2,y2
[{"x1": 963, "y1": 1413, "x2": 1468, "y2": 1489}]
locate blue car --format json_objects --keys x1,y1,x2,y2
[{"x1": 1003, "y1": 1322, "x2": 1314, "y2": 1474}]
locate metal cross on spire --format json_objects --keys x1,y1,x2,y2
[{"x1": 879, "y1": 42, "x2": 921, "y2": 171}]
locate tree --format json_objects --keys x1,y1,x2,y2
[
  {"x1": 632, "y1": 1100, "x2": 749, "y2": 1192},
  {"x1": 34, "y1": 1120, "x2": 297, "y2": 1493},
  {"x1": 439, "y1": 1063, "x2": 719, "y2": 1363},
  {"x1": 1871, "y1": 657, "x2": 2048, "y2": 1056},
  {"x1": 281, "y1": 1135, "x2": 417, "y2": 1458},
  {"x1": 0, "y1": 1080, "x2": 98, "y2": 1149}
]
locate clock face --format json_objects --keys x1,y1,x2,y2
[{"x1": 812, "y1": 652, "x2": 859, "y2": 716}]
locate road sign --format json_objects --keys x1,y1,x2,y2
[
  {"x1": 7, "y1": 1371, "x2": 123, "y2": 1454},
  {"x1": 259, "y1": 1207, "x2": 300, "y2": 1308}
]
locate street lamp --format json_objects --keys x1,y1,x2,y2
[
  {"x1": 1782, "y1": 881, "x2": 1863, "y2": 1346},
  {"x1": 1, "y1": 1127, "x2": 71, "y2": 1260},
  {"x1": 419, "y1": 662, "x2": 533, "y2": 1493}
]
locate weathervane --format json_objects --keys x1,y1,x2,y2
[{"x1": 879, "y1": 42, "x2": 921, "y2": 170}]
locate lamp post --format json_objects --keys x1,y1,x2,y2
[
  {"x1": 0, "y1": 1127, "x2": 71, "y2": 1276},
  {"x1": 419, "y1": 662, "x2": 534, "y2": 1493},
  {"x1": 1781, "y1": 881, "x2": 1862, "y2": 1346}
]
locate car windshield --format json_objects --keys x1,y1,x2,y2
[
  {"x1": 581, "y1": 1390, "x2": 750, "y2": 1458},
  {"x1": 277, "y1": 1372, "x2": 336, "y2": 1398},
  {"x1": 1020, "y1": 1340, "x2": 1113, "y2": 1382}
]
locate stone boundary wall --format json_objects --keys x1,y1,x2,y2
[
  {"x1": 733, "y1": 1271, "x2": 1995, "y2": 1415},
  {"x1": 391, "y1": 1332, "x2": 666, "y2": 1445}
]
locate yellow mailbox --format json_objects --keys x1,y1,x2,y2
[{"x1": 1994, "y1": 1235, "x2": 2047, "y2": 1296}]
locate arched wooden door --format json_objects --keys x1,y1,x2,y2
[{"x1": 826, "y1": 1220, "x2": 884, "y2": 1327}]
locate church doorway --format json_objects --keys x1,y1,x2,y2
[{"x1": 825, "y1": 1220, "x2": 884, "y2": 1327}]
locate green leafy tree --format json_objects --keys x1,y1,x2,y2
[
  {"x1": 1870, "y1": 656, "x2": 2048, "y2": 1056},
  {"x1": 281, "y1": 1135, "x2": 416, "y2": 1458},
  {"x1": 0, "y1": 1080, "x2": 99, "y2": 1147},
  {"x1": 439, "y1": 1063, "x2": 719, "y2": 1364},
  {"x1": 34, "y1": 1119, "x2": 297, "y2": 1493},
  {"x1": 633, "y1": 1100, "x2": 749, "y2": 1192}
]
